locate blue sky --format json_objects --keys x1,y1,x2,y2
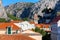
[{"x1": 2, "y1": 0, "x2": 39, "y2": 6}]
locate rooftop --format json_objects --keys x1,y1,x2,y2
[
  {"x1": 0, "y1": 34, "x2": 35, "y2": 40},
  {"x1": 35, "y1": 24, "x2": 50, "y2": 28},
  {"x1": 0, "y1": 22, "x2": 20, "y2": 30},
  {"x1": 14, "y1": 21, "x2": 35, "y2": 31}
]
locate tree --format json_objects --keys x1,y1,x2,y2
[
  {"x1": 23, "y1": 18, "x2": 28, "y2": 21},
  {"x1": 33, "y1": 27, "x2": 46, "y2": 36},
  {"x1": 32, "y1": 27, "x2": 51, "y2": 40},
  {"x1": 0, "y1": 18, "x2": 6, "y2": 22},
  {"x1": 7, "y1": 14, "x2": 20, "y2": 20}
]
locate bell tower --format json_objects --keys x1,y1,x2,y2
[{"x1": 0, "y1": 0, "x2": 7, "y2": 19}]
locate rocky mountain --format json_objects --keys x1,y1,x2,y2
[
  {"x1": 5, "y1": 2, "x2": 34, "y2": 19},
  {"x1": 5, "y1": 0, "x2": 60, "y2": 21},
  {"x1": 31, "y1": 0, "x2": 59, "y2": 17},
  {"x1": 0, "y1": 0, "x2": 7, "y2": 19}
]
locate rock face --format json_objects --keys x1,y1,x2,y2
[
  {"x1": 0, "y1": 0, "x2": 7, "y2": 19},
  {"x1": 31, "y1": 0, "x2": 59, "y2": 17},
  {"x1": 55, "y1": 0, "x2": 60, "y2": 12},
  {"x1": 5, "y1": 2, "x2": 34, "y2": 19},
  {"x1": 31, "y1": 0, "x2": 60, "y2": 23},
  {"x1": 5, "y1": 0, "x2": 60, "y2": 20}
]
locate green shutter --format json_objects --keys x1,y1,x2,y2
[{"x1": 7, "y1": 27, "x2": 11, "y2": 34}]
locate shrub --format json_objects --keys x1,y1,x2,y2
[
  {"x1": 0, "y1": 18, "x2": 6, "y2": 22},
  {"x1": 33, "y1": 27, "x2": 46, "y2": 36},
  {"x1": 23, "y1": 18, "x2": 28, "y2": 21},
  {"x1": 7, "y1": 14, "x2": 20, "y2": 20}
]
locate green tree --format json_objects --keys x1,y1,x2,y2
[
  {"x1": 7, "y1": 14, "x2": 20, "y2": 20},
  {"x1": 0, "y1": 18, "x2": 6, "y2": 22},
  {"x1": 33, "y1": 27, "x2": 46, "y2": 36},
  {"x1": 23, "y1": 18, "x2": 28, "y2": 21}
]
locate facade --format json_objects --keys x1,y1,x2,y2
[
  {"x1": 51, "y1": 20, "x2": 60, "y2": 40},
  {"x1": 33, "y1": 13, "x2": 39, "y2": 24},
  {"x1": 35, "y1": 24, "x2": 50, "y2": 32},
  {"x1": 0, "y1": 23, "x2": 20, "y2": 34}
]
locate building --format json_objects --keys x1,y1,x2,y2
[
  {"x1": 22, "y1": 30, "x2": 42, "y2": 40},
  {"x1": 35, "y1": 24, "x2": 51, "y2": 32},
  {"x1": 0, "y1": 21, "x2": 42, "y2": 40},
  {"x1": 51, "y1": 20, "x2": 60, "y2": 40},
  {"x1": 33, "y1": 13, "x2": 39, "y2": 24},
  {"x1": 0, "y1": 23, "x2": 20, "y2": 34},
  {"x1": 14, "y1": 21, "x2": 35, "y2": 31},
  {"x1": 51, "y1": 15, "x2": 60, "y2": 23},
  {"x1": 51, "y1": 15, "x2": 60, "y2": 40}
]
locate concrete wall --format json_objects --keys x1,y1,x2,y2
[
  {"x1": 40, "y1": 28, "x2": 50, "y2": 31},
  {"x1": 12, "y1": 30, "x2": 20, "y2": 34},
  {"x1": 0, "y1": 30, "x2": 6, "y2": 34}
]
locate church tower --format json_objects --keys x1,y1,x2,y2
[{"x1": 0, "y1": 0, "x2": 7, "y2": 19}]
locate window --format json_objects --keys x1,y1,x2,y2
[{"x1": 7, "y1": 26, "x2": 12, "y2": 34}]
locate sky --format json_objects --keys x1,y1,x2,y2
[{"x1": 2, "y1": 0, "x2": 39, "y2": 6}]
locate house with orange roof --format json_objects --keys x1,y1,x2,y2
[
  {"x1": 0, "y1": 23, "x2": 21, "y2": 34},
  {"x1": 29, "y1": 20, "x2": 51, "y2": 32},
  {"x1": 35, "y1": 24, "x2": 51, "y2": 32}
]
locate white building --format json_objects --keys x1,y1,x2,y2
[
  {"x1": 14, "y1": 21, "x2": 35, "y2": 31},
  {"x1": 51, "y1": 20, "x2": 60, "y2": 40}
]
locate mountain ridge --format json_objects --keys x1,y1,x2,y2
[{"x1": 4, "y1": 0, "x2": 60, "y2": 23}]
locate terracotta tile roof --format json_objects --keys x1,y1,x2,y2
[
  {"x1": 29, "y1": 21, "x2": 35, "y2": 24},
  {"x1": 0, "y1": 34, "x2": 35, "y2": 40},
  {"x1": 35, "y1": 24, "x2": 50, "y2": 28},
  {"x1": 35, "y1": 24, "x2": 43, "y2": 28},
  {"x1": 0, "y1": 23, "x2": 20, "y2": 30},
  {"x1": 10, "y1": 20, "x2": 23, "y2": 23}
]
